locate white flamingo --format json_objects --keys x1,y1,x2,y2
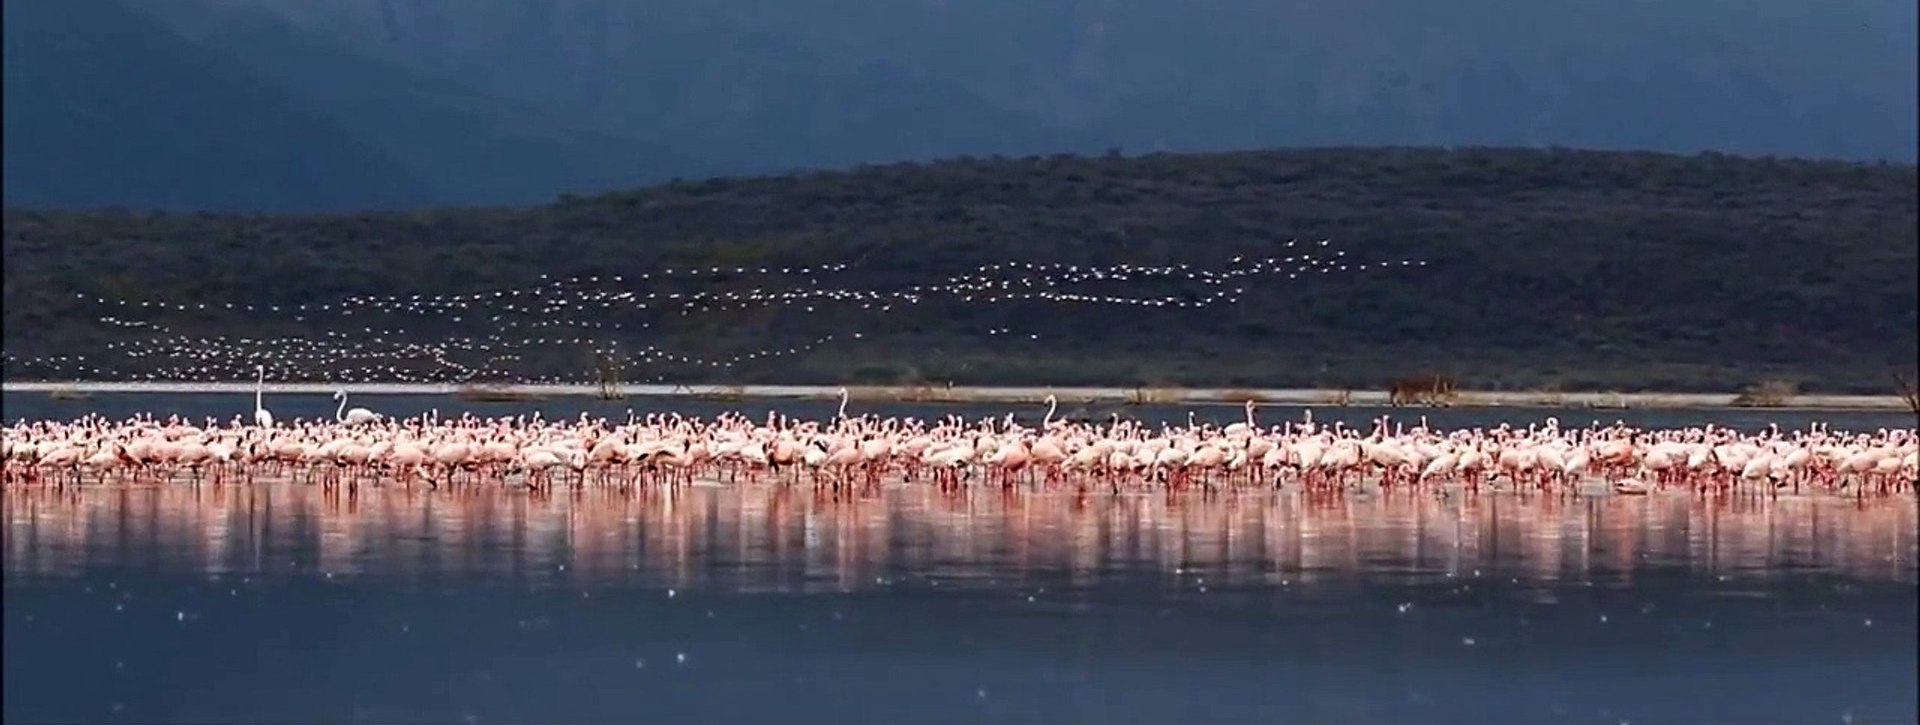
[
  {"x1": 252, "y1": 365, "x2": 274, "y2": 428},
  {"x1": 333, "y1": 389, "x2": 381, "y2": 426}
]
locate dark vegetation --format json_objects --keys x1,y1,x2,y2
[
  {"x1": 4, "y1": 147, "x2": 1916, "y2": 392},
  {"x1": 1894, "y1": 374, "x2": 1920, "y2": 414}
]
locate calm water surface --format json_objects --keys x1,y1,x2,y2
[{"x1": 4, "y1": 482, "x2": 1916, "y2": 724}]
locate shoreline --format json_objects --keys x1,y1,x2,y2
[{"x1": 3, "y1": 381, "x2": 1914, "y2": 412}]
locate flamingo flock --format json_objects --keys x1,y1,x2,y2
[
  {"x1": 4, "y1": 396, "x2": 1916, "y2": 497},
  {"x1": 9, "y1": 244, "x2": 1429, "y2": 385}
]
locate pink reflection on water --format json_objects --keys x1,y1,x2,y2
[{"x1": 5, "y1": 484, "x2": 1915, "y2": 589}]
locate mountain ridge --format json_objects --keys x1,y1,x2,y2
[
  {"x1": 128, "y1": 0, "x2": 706, "y2": 206},
  {"x1": 1, "y1": 0, "x2": 434, "y2": 212},
  {"x1": 6, "y1": 0, "x2": 1914, "y2": 211},
  {"x1": 237, "y1": 0, "x2": 1918, "y2": 162}
]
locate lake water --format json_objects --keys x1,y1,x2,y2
[
  {"x1": 3, "y1": 393, "x2": 1917, "y2": 724},
  {"x1": 4, "y1": 481, "x2": 1916, "y2": 724}
]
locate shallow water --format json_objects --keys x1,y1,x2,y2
[
  {"x1": 4, "y1": 483, "x2": 1916, "y2": 724},
  {"x1": 6, "y1": 391, "x2": 1917, "y2": 432}
]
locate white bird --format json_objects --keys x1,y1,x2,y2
[
  {"x1": 333, "y1": 389, "x2": 381, "y2": 426},
  {"x1": 253, "y1": 365, "x2": 274, "y2": 428}
]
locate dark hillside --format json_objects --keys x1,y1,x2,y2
[{"x1": 4, "y1": 147, "x2": 1915, "y2": 392}]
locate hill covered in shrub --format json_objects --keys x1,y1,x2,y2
[{"x1": 4, "y1": 147, "x2": 1915, "y2": 393}]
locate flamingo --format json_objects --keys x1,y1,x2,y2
[
  {"x1": 333, "y1": 389, "x2": 382, "y2": 426},
  {"x1": 0, "y1": 407, "x2": 1909, "y2": 503},
  {"x1": 1224, "y1": 400, "x2": 1257, "y2": 436},
  {"x1": 252, "y1": 365, "x2": 274, "y2": 428}
]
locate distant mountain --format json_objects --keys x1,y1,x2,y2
[
  {"x1": 137, "y1": 0, "x2": 1089, "y2": 177},
  {"x1": 5, "y1": 0, "x2": 1914, "y2": 211},
  {"x1": 2, "y1": 0, "x2": 698, "y2": 211},
  {"x1": 206, "y1": 0, "x2": 1917, "y2": 164},
  {"x1": 134, "y1": 2, "x2": 706, "y2": 205},
  {"x1": 1, "y1": 0, "x2": 431, "y2": 212}
]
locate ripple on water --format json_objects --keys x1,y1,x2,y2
[{"x1": 2, "y1": 484, "x2": 1915, "y2": 725}]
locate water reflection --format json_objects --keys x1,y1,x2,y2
[{"x1": 6, "y1": 485, "x2": 1915, "y2": 588}]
